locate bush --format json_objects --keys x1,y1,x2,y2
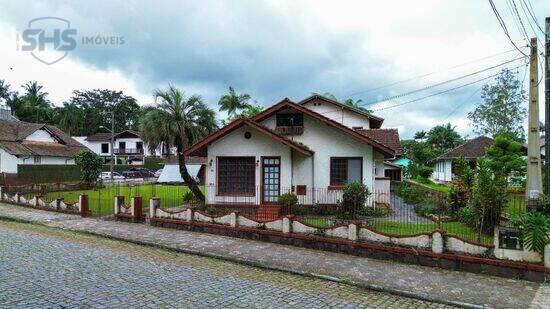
[
  {"x1": 396, "y1": 182, "x2": 424, "y2": 204},
  {"x1": 75, "y1": 151, "x2": 103, "y2": 186},
  {"x1": 456, "y1": 206, "x2": 476, "y2": 226},
  {"x1": 277, "y1": 193, "x2": 298, "y2": 208},
  {"x1": 339, "y1": 182, "x2": 370, "y2": 219},
  {"x1": 413, "y1": 199, "x2": 438, "y2": 217},
  {"x1": 313, "y1": 203, "x2": 337, "y2": 216},
  {"x1": 358, "y1": 206, "x2": 386, "y2": 217},
  {"x1": 511, "y1": 212, "x2": 550, "y2": 254},
  {"x1": 182, "y1": 191, "x2": 194, "y2": 204}
]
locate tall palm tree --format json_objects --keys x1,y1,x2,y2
[
  {"x1": 218, "y1": 86, "x2": 251, "y2": 117},
  {"x1": 55, "y1": 102, "x2": 84, "y2": 135},
  {"x1": 19, "y1": 81, "x2": 52, "y2": 123},
  {"x1": 141, "y1": 85, "x2": 218, "y2": 201},
  {"x1": 342, "y1": 98, "x2": 373, "y2": 114}
]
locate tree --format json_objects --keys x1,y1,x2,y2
[
  {"x1": 426, "y1": 123, "x2": 463, "y2": 154},
  {"x1": 467, "y1": 69, "x2": 527, "y2": 142},
  {"x1": 142, "y1": 85, "x2": 218, "y2": 201},
  {"x1": 322, "y1": 92, "x2": 373, "y2": 113},
  {"x1": 484, "y1": 135, "x2": 526, "y2": 181},
  {"x1": 413, "y1": 130, "x2": 427, "y2": 140},
  {"x1": 9, "y1": 81, "x2": 53, "y2": 123},
  {"x1": 53, "y1": 102, "x2": 85, "y2": 136},
  {"x1": 226, "y1": 104, "x2": 264, "y2": 123},
  {"x1": 75, "y1": 151, "x2": 103, "y2": 186},
  {"x1": 400, "y1": 139, "x2": 438, "y2": 164},
  {"x1": 218, "y1": 86, "x2": 251, "y2": 118},
  {"x1": 0, "y1": 80, "x2": 12, "y2": 100}
]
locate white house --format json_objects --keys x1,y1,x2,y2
[
  {"x1": 74, "y1": 130, "x2": 159, "y2": 165},
  {"x1": 185, "y1": 95, "x2": 399, "y2": 208},
  {"x1": 0, "y1": 119, "x2": 87, "y2": 175}
]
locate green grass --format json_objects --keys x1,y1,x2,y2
[
  {"x1": 301, "y1": 217, "x2": 493, "y2": 246},
  {"x1": 44, "y1": 184, "x2": 198, "y2": 216}
]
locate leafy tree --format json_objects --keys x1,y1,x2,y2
[
  {"x1": 218, "y1": 86, "x2": 251, "y2": 118},
  {"x1": 9, "y1": 81, "x2": 53, "y2": 123},
  {"x1": 75, "y1": 151, "x2": 103, "y2": 186},
  {"x1": 400, "y1": 139, "x2": 438, "y2": 164},
  {"x1": 467, "y1": 69, "x2": 526, "y2": 142},
  {"x1": 141, "y1": 85, "x2": 218, "y2": 201},
  {"x1": 53, "y1": 102, "x2": 85, "y2": 136},
  {"x1": 484, "y1": 135, "x2": 526, "y2": 181},
  {"x1": 426, "y1": 123, "x2": 463, "y2": 154},
  {"x1": 0, "y1": 80, "x2": 12, "y2": 100}
]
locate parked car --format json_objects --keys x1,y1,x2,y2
[
  {"x1": 121, "y1": 170, "x2": 139, "y2": 179},
  {"x1": 154, "y1": 169, "x2": 163, "y2": 178},
  {"x1": 99, "y1": 172, "x2": 125, "y2": 180},
  {"x1": 128, "y1": 167, "x2": 155, "y2": 178}
]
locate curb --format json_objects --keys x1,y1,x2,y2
[{"x1": 0, "y1": 215, "x2": 482, "y2": 308}]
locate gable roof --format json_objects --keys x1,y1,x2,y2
[
  {"x1": 435, "y1": 136, "x2": 494, "y2": 160},
  {"x1": 357, "y1": 128, "x2": 400, "y2": 154},
  {"x1": 0, "y1": 119, "x2": 86, "y2": 157},
  {"x1": 185, "y1": 117, "x2": 314, "y2": 157},
  {"x1": 298, "y1": 94, "x2": 384, "y2": 128},
  {"x1": 86, "y1": 130, "x2": 140, "y2": 142},
  {"x1": 253, "y1": 98, "x2": 395, "y2": 157}
]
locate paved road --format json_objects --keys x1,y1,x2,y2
[{"x1": 0, "y1": 221, "x2": 450, "y2": 308}]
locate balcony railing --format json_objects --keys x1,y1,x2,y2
[
  {"x1": 275, "y1": 125, "x2": 304, "y2": 135},
  {"x1": 113, "y1": 148, "x2": 144, "y2": 155}
]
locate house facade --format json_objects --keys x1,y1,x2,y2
[
  {"x1": 185, "y1": 95, "x2": 399, "y2": 207},
  {"x1": 0, "y1": 119, "x2": 87, "y2": 174},
  {"x1": 74, "y1": 130, "x2": 159, "y2": 165}
]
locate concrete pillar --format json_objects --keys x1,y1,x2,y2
[
  {"x1": 186, "y1": 208, "x2": 194, "y2": 222},
  {"x1": 131, "y1": 196, "x2": 142, "y2": 219},
  {"x1": 283, "y1": 216, "x2": 291, "y2": 233},
  {"x1": 230, "y1": 212, "x2": 238, "y2": 228},
  {"x1": 0, "y1": 186, "x2": 3, "y2": 200},
  {"x1": 348, "y1": 223, "x2": 358, "y2": 241},
  {"x1": 79, "y1": 194, "x2": 89, "y2": 217},
  {"x1": 432, "y1": 231, "x2": 444, "y2": 254},
  {"x1": 15, "y1": 193, "x2": 20, "y2": 204},
  {"x1": 55, "y1": 198, "x2": 63, "y2": 210},
  {"x1": 34, "y1": 195, "x2": 40, "y2": 207},
  {"x1": 545, "y1": 244, "x2": 550, "y2": 268},
  {"x1": 149, "y1": 197, "x2": 160, "y2": 219},
  {"x1": 114, "y1": 195, "x2": 124, "y2": 215}
]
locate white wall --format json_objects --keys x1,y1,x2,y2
[
  {"x1": 25, "y1": 129, "x2": 57, "y2": 143},
  {"x1": 301, "y1": 101, "x2": 371, "y2": 129},
  {"x1": 20, "y1": 156, "x2": 75, "y2": 165},
  {"x1": 78, "y1": 138, "x2": 158, "y2": 157},
  {"x1": 431, "y1": 159, "x2": 452, "y2": 182},
  {"x1": 0, "y1": 148, "x2": 19, "y2": 173}
]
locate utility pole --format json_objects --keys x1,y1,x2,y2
[
  {"x1": 110, "y1": 112, "x2": 115, "y2": 182},
  {"x1": 545, "y1": 18, "x2": 550, "y2": 194},
  {"x1": 527, "y1": 37, "x2": 542, "y2": 202}
]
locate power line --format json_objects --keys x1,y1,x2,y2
[
  {"x1": 488, "y1": 0, "x2": 529, "y2": 57},
  {"x1": 372, "y1": 64, "x2": 525, "y2": 112},
  {"x1": 442, "y1": 86, "x2": 483, "y2": 122},
  {"x1": 360, "y1": 56, "x2": 526, "y2": 107},
  {"x1": 342, "y1": 48, "x2": 522, "y2": 98},
  {"x1": 522, "y1": 0, "x2": 545, "y2": 34},
  {"x1": 509, "y1": 0, "x2": 530, "y2": 42}
]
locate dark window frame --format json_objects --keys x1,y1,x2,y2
[
  {"x1": 261, "y1": 156, "x2": 281, "y2": 204},
  {"x1": 329, "y1": 157, "x2": 363, "y2": 186},
  {"x1": 276, "y1": 113, "x2": 304, "y2": 127},
  {"x1": 216, "y1": 156, "x2": 256, "y2": 196},
  {"x1": 101, "y1": 143, "x2": 109, "y2": 154}
]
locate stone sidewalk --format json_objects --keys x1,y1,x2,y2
[{"x1": 0, "y1": 202, "x2": 547, "y2": 308}]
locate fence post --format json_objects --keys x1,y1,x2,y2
[
  {"x1": 432, "y1": 230, "x2": 444, "y2": 254},
  {"x1": 56, "y1": 198, "x2": 63, "y2": 210},
  {"x1": 0, "y1": 186, "x2": 3, "y2": 200},
  {"x1": 283, "y1": 215, "x2": 292, "y2": 233},
  {"x1": 348, "y1": 222, "x2": 358, "y2": 241},
  {"x1": 186, "y1": 207, "x2": 194, "y2": 222},
  {"x1": 114, "y1": 195, "x2": 124, "y2": 215},
  {"x1": 34, "y1": 195, "x2": 41, "y2": 207},
  {"x1": 150, "y1": 197, "x2": 160, "y2": 219},
  {"x1": 230, "y1": 212, "x2": 238, "y2": 228},
  {"x1": 79, "y1": 194, "x2": 89, "y2": 217},
  {"x1": 545, "y1": 244, "x2": 550, "y2": 268},
  {"x1": 131, "y1": 196, "x2": 142, "y2": 223},
  {"x1": 15, "y1": 193, "x2": 20, "y2": 204}
]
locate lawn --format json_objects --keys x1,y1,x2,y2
[
  {"x1": 44, "y1": 184, "x2": 197, "y2": 216},
  {"x1": 301, "y1": 217, "x2": 493, "y2": 246}
]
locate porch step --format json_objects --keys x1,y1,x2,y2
[{"x1": 256, "y1": 205, "x2": 280, "y2": 220}]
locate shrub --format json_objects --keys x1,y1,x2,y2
[
  {"x1": 75, "y1": 151, "x2": 103, "y2": 186},
  {"x1": 313, "y1": 203, "x2": 336, "y2": 216},
  {"x1": 396, "y1": 182, "x2": 424, "y2": 205},
  {"x1": 413, "y1": 199, "x2": 438, "y2": 217},
  {"x1": 511, "y1": 212, "x2": 550, "y2": 254},
  {"x1": 456, "y1": 206, "x2": 476, "y2": 226},
  {"x1": 417, "y1": 165, "x2": 433, "y2": 180},
  {"x1": 182, "y1": 191, "x2": 194, "y2": 204},
  {"x1": 339, "y1": 182, "x2": 370, "y2": 219},
  {"x1": 448, "y1": 179, "x2": 469, "y2": 213},
  {"x1": 358, "y1": 206, "x2": 386, "y2": 217},
  {"x1": 278, "y1": 193, "x2": 298, "y2": 208}
]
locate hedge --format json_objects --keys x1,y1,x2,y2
[{"x1": 17, "y1": 164, "x2": 81, "y2": 184}]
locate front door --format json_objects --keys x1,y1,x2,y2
[{"x1": 261, "y1": 157, "x2": 280, "y2": 204}]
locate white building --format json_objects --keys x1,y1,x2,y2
[
  {"x1": 0, "y1": 119, "x2": 87, "y2": 174},
  {"x1": 185, "y1": 95, "x2": 399, "y2": 208},
  {"x1": 75, "y1": 130, "x2": 159, "y2": 165}
]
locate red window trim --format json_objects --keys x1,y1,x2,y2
[
  {"x1": 329, "y1": 157, "x2": 363, "y2": 187},
  {"x1": 216, "y1": 156, "x2": 256, "y2": 197}
]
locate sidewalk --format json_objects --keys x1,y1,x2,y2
[{"x1": 0, "y1": 202, "x2": 547, "y2": 308}]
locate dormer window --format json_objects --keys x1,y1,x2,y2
[{"x1": 275, "y1": 113, "x2": 303, "y2": 135}]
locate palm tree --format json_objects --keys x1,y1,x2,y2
[
  {"x1": 141, "y1": 85, "x2": 218, "y2": 201},
  {"x1": 55, "y1": 103, "x2": 84, "y2": 135},
  {"x1": 218, "y1": 86, "x2": 251, "y2": 117},
  {"x1": 19, "y1": 81, "x2": 52, "y2": 123},
  {"x1": 414, "y1": 130, "x2": 428, "y2": 140},
  {"x1": 342, "y1": 98, "x2": 372, "y2": 113}
]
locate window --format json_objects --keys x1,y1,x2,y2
[
  {"x1": 218, "y1": 157, "x2": 255, "y2": 195},
  {"x1": 276, "y1": 113, "x2": 303, "y2": 127},
  {"x1": 118, "y1": 142, "x2": 126, "y2": 149},
  {"x1": 330, "y1": 157, "x2": 362, "y2": 186},
  {"x1": 101, "y1": 143, "x2": 109, "y2": 154},
  {"x1": 34, "y1": 156, "x2": 41, "y2": 164},
  {"x1": 136, "y1": 141, "x2": 143, "y2": 150}
]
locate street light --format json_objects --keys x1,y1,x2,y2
[{"x1": 99, "y1": 112, "x2": 115, "y2": 182}]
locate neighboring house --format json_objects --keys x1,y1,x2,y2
[
  {"x1": 185, "y1": 95, "x2": 398, "y2": 208},
  {"x1": 358, "y1": 128, "x2": 402, "y2": 181},
  {"x1": 156, "y1": 156, "x2": 206, "y2": 184},
  {"x1": 75, "y1": 130, "x2": 158, "y2": 165},
  {"x1": 431, "y1": 136, "x2": 494, "y2": 183},
  {"x1": 0, "y1": 119, "x2": 87, "y2": 175}
]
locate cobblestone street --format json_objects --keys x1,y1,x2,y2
[{"x1": 0, "y1": 221, "x2": 451, "y2": 308}]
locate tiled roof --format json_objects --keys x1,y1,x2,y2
[
  {"x1": 435, "y1": 136, "x2": 494, "y2": 160},
  {"x1": 86, "y1": 130, "x2": 140, "y2": 142},
  {"x1": 164, "y1": 156, "x2": 207, "y2": 164},
  {"x1": 357, "y1": 128, "x2": 400, "y2": 154}
]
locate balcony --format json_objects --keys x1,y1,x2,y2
[
  {"x1": 275, "y1": 125, "x2": 304, "y2": 135},
  {"x1": 113, "y1": 148, "x2": 144, "y2": 155}
]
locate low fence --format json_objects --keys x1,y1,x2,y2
[{"x1": 0, "y1": 186, "x2": 90, "y2": 216}]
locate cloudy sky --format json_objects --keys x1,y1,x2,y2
[{"x1": 0, "y1": 0, "x2": 549, "y2": 138}]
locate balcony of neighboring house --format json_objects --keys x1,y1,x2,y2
[
  {"x1": 275, "y1": 113, "x2": 304, "y2": 135},
  {"x1": 113, "y1": 148, "x2": 144, "y2": 155}
]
